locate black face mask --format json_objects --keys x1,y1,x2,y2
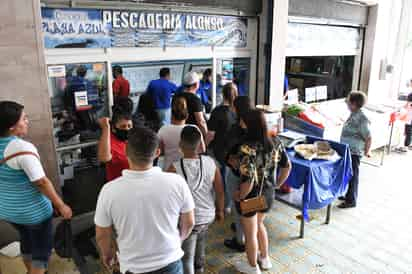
[{"x1": 113, "y1": 128, "x2": 129, "y2": 141}]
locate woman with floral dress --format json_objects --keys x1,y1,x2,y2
[{"x1": 233, "y1": 109, "x2": 291, "y2": 274}]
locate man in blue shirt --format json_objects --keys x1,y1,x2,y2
[
  {"x1": 146, "y1": 68, "x2": 177, "y2": 126},
  {"x1": 198, "y1": 69, "x2": 212, "y2": 112}
]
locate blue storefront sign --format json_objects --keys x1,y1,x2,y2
[{"x1": 41, "y1": 8, "x2": 248, "y2": 48}]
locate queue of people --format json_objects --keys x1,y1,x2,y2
[
  {"x1": 0, "y1": 65, "x2": 373, "y2": 274},
  {"x1": 93, "y1": 69, "x2": 293, "y2": 274}
]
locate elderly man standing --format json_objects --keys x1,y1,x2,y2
[{"x1": 95, "y1": 126, "x2": 195, "y2": 274}]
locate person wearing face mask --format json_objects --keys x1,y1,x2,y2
[{"x1": 98, "y1": 100, "x2": 133, "y2": 182}]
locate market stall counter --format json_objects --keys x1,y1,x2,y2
[
  {"x1": 276, "y1": 136, "x2": 352, "y2": 238},
  {"x1": 283, "y1": 99, "x2": 406, "y2": 166}
]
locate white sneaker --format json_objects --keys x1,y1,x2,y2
[
  {"x1": 258, "y1": 255, "x2": 273, "y2": 270},
  {"x1": 234, "y1": 260, "x2": 262, "y2": 274}
]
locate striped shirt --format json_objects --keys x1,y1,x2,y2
[{"x1": 0, "y1": 136, "x2": 52, "y2": 225}]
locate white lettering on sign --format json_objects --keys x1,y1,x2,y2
[
  {"x1": 175, "y1": 14, "x2": 182, "y2": 30},
  {"x1": 130, "y1": 12, "x2": 138, "y2": 28},
  {"x1": 103, "y1": 11, "x2": 226, "y2": 31},
  {"x1": 112, "y1": 11, "x2": 121, "y2": 28},
  {"x1": 156, "y1": 13, "x2": 162, "y2": 29},
  {"x1": 120, "y1": 12, "x2": 129, "y2": 28},
  {"x1": 147, "y1": 13, "x2": 155, "y2": 29},
  {"x1": 102, "y1": 10, "x2": 111, "y2": 25},
  {"x1": 139, "y1": 12, "x2": 147, "y2": 28},
  {"x1": 163, "y1": 13, "x2": 171, "y2": 29}
]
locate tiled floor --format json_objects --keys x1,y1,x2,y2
[{"x1": 1, "y1": 151, "x2": 412, "y2": 273}]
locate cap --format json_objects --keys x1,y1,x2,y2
[{"x1": 183, "y1": 72, "x2": 200, "y2": 86}]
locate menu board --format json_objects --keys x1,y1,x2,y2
[{"x1": 122, "y1": 64, "x2": 185, "y2": 94}]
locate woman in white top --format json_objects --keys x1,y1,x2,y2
[{"x1": 158, "y1": 96, "x2": 205, "y2": 170}]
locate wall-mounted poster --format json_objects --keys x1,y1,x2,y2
[{"x1": 41, "y1": 8, "x2": 248, "y2": 48}]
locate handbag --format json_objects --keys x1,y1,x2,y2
[
  {"x1": 240, "y1": 157, "x2": 268, "y2": 215},
  {"x1": 54, "y1": 220, "x2": 73, "y2": 258}
]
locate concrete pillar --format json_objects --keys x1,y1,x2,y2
[
  {"x1": 0, "y1": 0, "x2": 59, "y2": 188},
  {"x1": 269, "y1": 0, "x2": 288, "y2": 110},
  {"x1": 361, "y1": 0, "x2": 410, "y2": 103},
  {"x1": 359, "y1": 5, "x2": 378, "y2": 93},
  {"x1": 256, "y1": 0, "x2": 288, "y2": 110},
  {"x1": 389, "y1": 0, "x2": 412, "y2": 99}
]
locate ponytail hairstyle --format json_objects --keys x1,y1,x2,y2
[
  {"x1": 172, "y1": 95, "x2": 188, "y2": 121},
  {"x1": 222, "y1": 83, "x2": 238, "y2": 107}
]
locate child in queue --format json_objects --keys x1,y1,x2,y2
[{"x1": 167, "y1": 126, "x2": 225, "y2": 274}]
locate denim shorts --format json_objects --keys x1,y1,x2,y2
[{"x1": 11, "y1": 217, "x2": 53, "y2": 269}]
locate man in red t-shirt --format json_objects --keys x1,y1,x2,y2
[
  {"x1": 98, "y1": 116, "x2": 132, "y2": 182},
  {"x1": 112, "y1": 65, "x2": 130, "y2": 99}
]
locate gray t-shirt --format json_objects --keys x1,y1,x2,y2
[
  {"x1": 341, "y1": 109, "x2": 371, "y2": 156},
  {"x1": 173, "y1": 155, "x2": 217, "y2": 225}
]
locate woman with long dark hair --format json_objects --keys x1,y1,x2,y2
[
  {"x1": 223, "y1": 96, "x2": 253, "y2": 252},
  {"x1": 234, "y1": 109, "x2": 291, "y2": 274}
]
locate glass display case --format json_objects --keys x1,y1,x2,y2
[
  {"x1": 47, "y1": 62, "x2": 109, "y2": 185},
  {"x1": 285, "y1": 56, "x2": 355, "y2": 102}
]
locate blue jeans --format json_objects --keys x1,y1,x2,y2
[
  {"x1": 182, "y1": 225, "x2": 208, "y2": 274},
  {"x1": 216, "y1": 161, "x2": 230, "y2": 209},
  {"x1": 11, "y1": 217, "x2": 53, "y2": 270},
  {"x1": 126, "y1": 260, "x2": 183, "y2": 274},
  {"x1": 156, "y1": 108, "x2": 171, "y2": 126},
  {"x1": 226, "y1": 169, "x2": 244, "y2": 243}
]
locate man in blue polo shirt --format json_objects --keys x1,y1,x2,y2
[{"x1": 146, "y1": 68, "x2": 177, "y2": 126}]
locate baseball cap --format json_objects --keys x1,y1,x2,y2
[{"x1": 183, "y1": 72, "x2": 200, "y2": 86}]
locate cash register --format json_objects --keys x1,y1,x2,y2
[{"x1": 277, "y1": 131, "x2": 306, "y2": 149}]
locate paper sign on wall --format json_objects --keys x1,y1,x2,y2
[
  {"x1": 305, "y1": 87, "x2": 317, "y2": 103},
  {"x1": 48, "y1": 65, "x2": 66, "y2": 78},
  {"x1": 316, "y1": 86, "x2": 328, "y2": 101},
  {"x1": 74, "y1": 91, "x2": 88, "y2": 110},
  {"x1": 286, "y1": 88, "x2": 299, "y2": 104}
]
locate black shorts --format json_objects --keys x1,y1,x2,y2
[{"x1": 235, "y1": 186, "x2": 274, "y2": 218}]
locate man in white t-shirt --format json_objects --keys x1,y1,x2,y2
[{"x1": 95, "y1": 126, "x2": 195, "y2": 274}]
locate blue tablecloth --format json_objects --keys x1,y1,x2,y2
[{"x1": 285, "y1": 136, "x2": 353, "y2": 221}]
